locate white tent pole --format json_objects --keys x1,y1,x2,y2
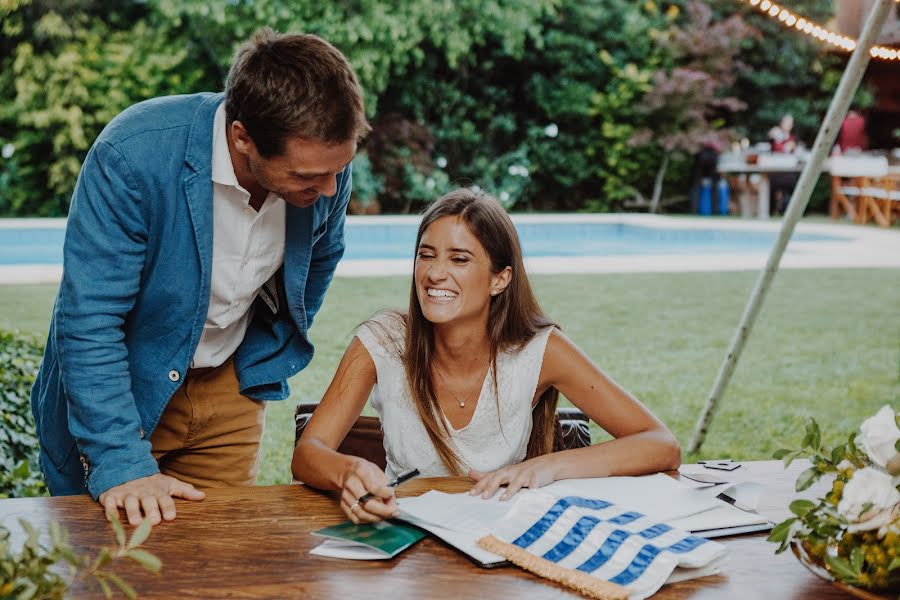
[{"x1": 687, "y1": 0, "x2": 895, "y2": 454}]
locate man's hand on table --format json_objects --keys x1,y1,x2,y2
[{"x1": 99, "y1": 474, "x2": 206, "y2": 525}]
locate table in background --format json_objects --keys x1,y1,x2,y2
[
  {"x1": 0, "y1": 461, "x2": 842, "y2": 599},
  {"x1": 717, "y1": 163, "x2": 814, "y2": 219}
]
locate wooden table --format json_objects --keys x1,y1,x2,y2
[
  {"x1": 719, "y1": 158, "x2": 900, "y2": 220},
  {"x1": 0, "y1": 461, "x2": 845, "y2": 599}
]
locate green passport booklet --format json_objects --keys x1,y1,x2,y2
[{"x1": 310, "y1": 520, "x2": 426, "y2": 560}]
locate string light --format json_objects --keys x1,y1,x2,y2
[{"x1": 739, "y1": 0, "x2": 900, "y2": 61}]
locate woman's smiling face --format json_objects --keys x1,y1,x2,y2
[{"x1": 414, "y1": 215, "x2": 508, "y2": 325}]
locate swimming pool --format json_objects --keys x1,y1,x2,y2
[{"x1": 0, "y1": 221, "x2": 844, "y2": 265}]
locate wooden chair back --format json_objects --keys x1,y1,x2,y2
[{"x1": 294, "y1": 404, "x2": 592, "y2": 470}]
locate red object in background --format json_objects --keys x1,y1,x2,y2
[
  {"x1": 838, "y1": 111, "x2": 868, "y2": 152},
  {"x1": 771, "y1": 134, "x2": 796, "y2": 153}
]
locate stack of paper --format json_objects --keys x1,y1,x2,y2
[
  {"x1": 544, "y1": 475, "x2": 772, "y2": 538},
  {"x1": 396, "y1": 473, "x2": 771, "y2": 569}
]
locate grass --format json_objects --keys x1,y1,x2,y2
[{"x1": 2, "y1": 268, "x2": 898, "y2": 486}]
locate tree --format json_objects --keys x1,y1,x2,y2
[
  {"x1": 0, "y1": 0, "x2": 208, "y2": 216},
  {"x1": 628, "y1": 1, "x2": 757, "y2": 212}
]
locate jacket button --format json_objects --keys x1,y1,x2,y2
[
  {"x1": 139, "y1": 427, "x2": 146, "y2": 439},
  {"x1": 168, "y1": 370, "x2": 180, "y2": 382}
]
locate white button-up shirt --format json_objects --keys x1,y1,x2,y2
[{"x1": 191, "y1": 104, "x2": 286, "y2": 369}]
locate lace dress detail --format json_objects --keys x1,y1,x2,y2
[{"x1": 355, "y1": 312, "x2": 554, "y2": 478}]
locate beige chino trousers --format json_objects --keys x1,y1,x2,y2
[{"x1": 149, "y1": 357, "x2": 266, "y2": 488}]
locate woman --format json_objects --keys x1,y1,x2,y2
[
  {"x1": 292, "y1": 189, "x2": 680, "y2": 524},
  {"x1": 768, "y1": 114, "x2": 800, "y2": 214}
]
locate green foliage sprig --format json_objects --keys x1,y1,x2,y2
[{"x1": 0, "y1": 516, "x2": 160, "y2": 599}]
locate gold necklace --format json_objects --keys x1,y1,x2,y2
[{"x1": 434, "y1": 364, "x2": 485, "y2": 408}]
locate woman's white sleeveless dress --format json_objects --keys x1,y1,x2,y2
[{"x1": 355, "y1": 313, "x2": 553, "y2": 477}]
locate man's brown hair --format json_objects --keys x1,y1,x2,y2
[{"x1": 225, "y1": 27, "x2": 370, "y2": 157}]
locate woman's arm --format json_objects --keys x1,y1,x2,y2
[
  {"x1": 470, "y1": 329, "x2": 681, "y2": 499},
  {"x1": 291, "y1": 337, "x2": 397, "y2": 522}
]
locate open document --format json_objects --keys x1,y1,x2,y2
[{"x1": 396, "y1": 473, "x2": 771, "y2": 569}]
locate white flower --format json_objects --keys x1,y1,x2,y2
[
  {"x1": 877, "y1": 515, "x2": 900, "y2": 539},
  {"x1": 543, "y1": 123, "x2": 559, "y2": 138},
  {"x1": 857, "y1": 405, "x2": 900, "y2": 469},
  {"x1": 1, "y1": 143, "x2": 14, "y2": 159},
  {"x1": 425, "y1": 177, "x2": 435, "y2": 190},
  {"x1": 436, "y1": 156, "x2": 447, "y2": 169},
  {"x1": 836, "y1": 460, "x2": 854, "y2": 471},
  {"x1": 837, "y1": 467, "x2": 900, "y2": 526},
  {"x1": 499, "y1": 191, "x2": 510, "y2": 202},
  {"x1": 507, "y1": 165, "x2": 519, "y2": 176},
  {"x1": 848, "y1": 505, "x2": 898, "y2": 534}
]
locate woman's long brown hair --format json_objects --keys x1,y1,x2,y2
[{"x1": 403, "y1": 188, "x2": 560, "y2": 474}]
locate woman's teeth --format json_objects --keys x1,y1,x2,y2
[{"x1": 427, "y1": 288, "x2": 458, "y2": 299}]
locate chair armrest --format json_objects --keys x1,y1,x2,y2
[
  {"x1": 554, "y1": 406, "x2": 592, "y2": 452},
  {"x1": 295, "y1": 404, "x2": 388, "y2": 470}
]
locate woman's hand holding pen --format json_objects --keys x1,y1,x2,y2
[{"x1": 339, "y1": 457, "x2": 398, "y2": 524}]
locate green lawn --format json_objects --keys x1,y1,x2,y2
[{"x1": 3, "y1": 268, "x2": 898, "y2": 486}]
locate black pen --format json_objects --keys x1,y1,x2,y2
[{"x1": 355, "y1": 468, "x2": 420, "y2": 506}]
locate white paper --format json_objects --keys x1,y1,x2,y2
[
  {"x1": 540, "y1": 473, "x2": 722, "y2": 521},
  {"x1": 398, "y1": 517, "x2": 506, "y2": 565},
  {"x1": 664, "y1": 558, "x2": 724, "y2": 584},
  {"x1": 669, "y1": 504, "x2": 768, "y2": 533},
  {"x1": 398, "y1": 490, "x2": 511, "y2": 532},
  {"x1": 720, "y1": 481, "x2": 764, "y2": 511},
  {"x1": 310, "y1": 540, "x2": 391, "y2": 560},
  {"x1": 395, "y1": 474, "x2": 768, "y2": 567},
  {"x1": 397, "y1": 491, "x2": 511, "y2": 565}
]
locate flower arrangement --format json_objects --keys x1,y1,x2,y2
[{"x1": 768, "y1": 405, "x2": 900, "y2": 592}]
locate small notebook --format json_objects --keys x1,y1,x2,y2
[{"x1": 311, "y1": 520, "x2": 426, "y2": 560}]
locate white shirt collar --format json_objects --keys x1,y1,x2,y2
[{"x1": 211, "y1": 103, "x2": 241, "y2": 189}]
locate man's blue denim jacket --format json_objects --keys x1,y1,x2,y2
[{"x1": 30, "y1": 93, "x2": 352, "y2": 499}]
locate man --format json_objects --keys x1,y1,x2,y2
[
  {"x1": 30, "y1": 28, "x2": 369, "y2": 525},
  {"x1": 838, "y1": 106, "x2": 868, "y2": 153}
]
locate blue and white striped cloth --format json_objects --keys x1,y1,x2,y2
[{"x1": 491, "y1": 492, "x2": 728, "y2": 599}]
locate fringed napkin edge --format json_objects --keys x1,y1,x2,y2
[{"x1": 477, "y1": 534, "x2": 629, "y2": 600}]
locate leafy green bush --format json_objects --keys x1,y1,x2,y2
[
  {"x1": 0, "y1": 329, "x2": 46, "y2": 498},
  {"x1": 348, "y1": 152, "x2": 384, "y2": 212},
  {"x1": 0, "y1": 0, "x2": 208, "y2": 216},
  {"x1": 0, "y1": 0, "x2": 864, "y2": 214}
]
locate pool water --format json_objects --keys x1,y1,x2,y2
[
  {"x1": 342, "y1": 222, "x2": 838, "y2": 260},
  {"x1": 0, "y1": 223, "x2": 841, "y2": 265}
]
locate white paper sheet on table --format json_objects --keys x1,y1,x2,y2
[
  {"x1": 669, "y1": 481, "x2": 770, "y2": 536},
  {"x1": 310, "y1": 540, "x2": 395, "y2": 560},
  {"x1": 398, "y1": 491, "x2": 511, "y2": 565},
  {"x1": 395, "y1": 473, "x2": 766, "y2": 567},
  {"x1": 541, "y1": 474, "x2": 723, "y2": 521}
]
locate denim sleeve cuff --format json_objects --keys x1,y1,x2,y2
[{"x1": 87, "y1": 454, "x2": 161, "y2": 500}]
